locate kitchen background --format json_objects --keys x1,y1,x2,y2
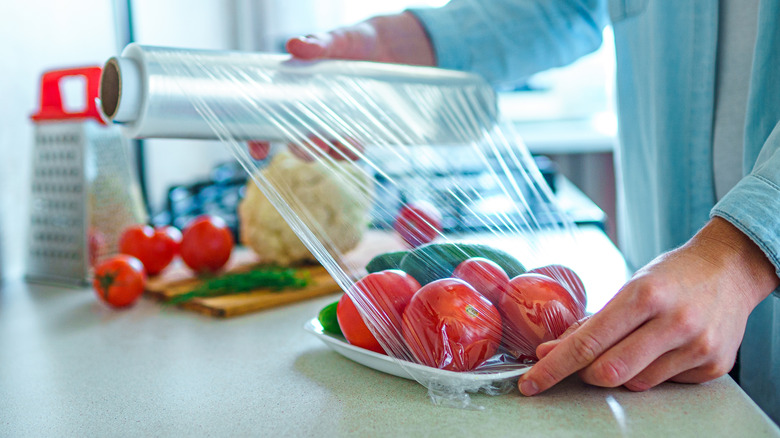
[{"x1": 0, "y1": 0, "x2": 615, "y2": 282}]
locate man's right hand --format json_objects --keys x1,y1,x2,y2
[{"x1": 285, "y1": 12, "x2": 435, "y2": 66}]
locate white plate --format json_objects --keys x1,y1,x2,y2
[{"x1": 303, "y1": 318, "x2": 531, "y2": 387}]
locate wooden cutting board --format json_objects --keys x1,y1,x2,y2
[
  {"x1": 145, "y1": 231, "x2": 408, "y2": 318},
  {"x1": 144, "y1": 248, "x2": 343, "y2": 318}
]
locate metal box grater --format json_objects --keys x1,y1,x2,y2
[{"x1": 26, "y1": 67, "x2": 147, "y2": 286}]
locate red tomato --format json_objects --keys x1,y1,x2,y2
[
  {"x1": 288, "y1": 135, "x2": 364, "y2": 162},
  {"x1": 180, "y1": 215, "x2": 234, "y2": 274},
  {"x1": 88, "y1": 227, "x2": 106, "y2": 267},
  {"x1": 452, "y1": 257, "x2": 509, "y2": 307},
  {"x1": 93, "y1": 255, "x2": 146, "y2": 308},
  {"x1": 393, "y1": 201, "x2": 442, "y2": 248},
  {"x1": 326, "y1": 137, "x2": 363, "y2": 161},
  {"x1": 288, "y1": 136, "x2": 330, "y2": 162},
  {"x1": 402, "y1": 278, "x2": 502, "y2": 371},
  {"x1": 499, "y1": 273, "x2": 580, "y2": 360},
  {"x1": 528, "y1": 264, "x2": 587, "y2": 312},
  {"x1": 337, "y1": 270, "x2": 420, "y2": 354},
  {"x1": 119, "y1": 224, "x2": 182, "y2": 276},
  {"x1": 247, "y1": 141, "x2": 271, "y2": 160}
]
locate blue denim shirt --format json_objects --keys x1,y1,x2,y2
[{"x1": 412, "y1": 0, "x2": 779, "y2": 422}]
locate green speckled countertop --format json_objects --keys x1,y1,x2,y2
[{"x1": 2, "y1": 275, "x2": 777, "y2": 438}]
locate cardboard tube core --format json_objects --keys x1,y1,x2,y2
[{"x1": 99, "y1": 57, "x2": 141, "y2": 122}]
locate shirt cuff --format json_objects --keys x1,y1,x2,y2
[
  {"x1": 711, "y1": 173, "x2": 780, "y2": 278},
  {"x1": 406, "y1": 6, "x2": 470, "y2": 71}
]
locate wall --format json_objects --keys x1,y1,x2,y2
[{"x1": 0, "y1": 1, "x2": 233, "y2": 282}]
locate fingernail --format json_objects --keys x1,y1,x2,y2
[{"x1": 520, "y1": 378, "x2": 539, "y2": 396}]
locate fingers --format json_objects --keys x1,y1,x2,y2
[
  {"x1": 576, "y1": 317, "x2": 685, "y2": 388},
  {"x1": 285, "y1": 13, "x2": 434, "y2": 66},
  {"x1": 669, "y1": 362, "x2": 733, "y2": 385},
  {"x1": 623, "y1": 340, "x2": 737, "y2": 391},
  {"x1": 286, "y1": 25, "x2": 376, "y2": 61},
  {"x1": 535, "y1": 340, "x2": 559, "y2": 360},
  {"x1": 621, "y1": 350, "x2": 734, "y2": 391},
  {"x1": 536, "y1": 315, "x2": 590, "y2": 359},
  {"x1": 517, "y1": 294, "x2": 649, "y2": 396},
  {"x1": 286, "y1": 35, "x2": 329, "y2": 60},
  {"x1": 620, "y1": 350, "x2": 695, "y2": 391}
]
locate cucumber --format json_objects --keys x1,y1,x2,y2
[
  {"x1": 399, "y1": 242, "x2": 526, "y2": 286},
  {"x1": 365, "y1": 250, "x2": 408, "y2": 273},
  {"x1": 317, "y1": 300, "x2": 342, "y2": 336}
]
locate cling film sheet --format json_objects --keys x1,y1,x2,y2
[{"x1": 101, "y1": 44, "x2": 590, "y2": 408}]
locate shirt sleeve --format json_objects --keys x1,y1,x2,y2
[
  {"x1": 711, "y1": 0, "x2": 780, "y2": 280},
  {"x1": 712, "y1": 123, "x2": 780, "y2": 280},
  {"x1": 407, "y1": 0, "x2": 609, "y2": 87}
]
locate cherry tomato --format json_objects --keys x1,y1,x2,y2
[
  {"x1": 337, "y1": 270, "x2": 420, "y2": 355},
  {"x1": 93, "y1": 255, "x2": 146, "y2": 308},
  {"x1": 288, "y1": 136, "x2": 330, "y2": 162},
  {"x1": 499, "y1": 273, "x2": 580, "y2": 360},
  {"x1": 247, "y1": 141, "x2": 271, "y2": 160},
  {"x1": 401, "y1": 278, "x2": 502, "y2": 371},
  {"x1": 325, "y1": 137, "x2": 363, "y2": 161},
  {"x1": 393, "y1": 201, "x2": 442, "y2": 248},
  {"x1": 88, "y1": 227, "x2": 106, "y2": 267},
  {"x1": 452, "y1": 257, "x2": 509, "y2": 307},
  {"x1": 528, "y1": 264, "x2": 587, "y2": 312},
  {"x1": 180, "y1": 215, "x2": 234, "y2": 274},
  {"x1": 288, "y1": 136, "x2": 364, "y2": 162},
  {"x1": 119, "y1": 224, "x2": 182, "y2": 276}
]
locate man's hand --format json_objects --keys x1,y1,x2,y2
[
  {"x1": 519, "y1": 216, "x2": 779, "y2": 396},
  {"x1": 286, "y1": 12, "x2": 435, "y2": 66},
  {"x1": 247, "y1": 12, "x2": 434, "y2": 162}
]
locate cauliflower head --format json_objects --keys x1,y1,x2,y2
[{"x1": 238, "y1": 151, "x2": 374, "y2": 265}]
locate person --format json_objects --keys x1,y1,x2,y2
[{"x1": 280, "y1": 0, "x2": 780, "y2": 421}]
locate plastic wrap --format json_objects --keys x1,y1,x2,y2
[{"x1": 100, "y1": 44, "x2": 588, "y2": 408}]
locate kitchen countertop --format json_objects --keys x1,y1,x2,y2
[{"x1": 2, "y1": 227, "x2": 778, "y2": 437}]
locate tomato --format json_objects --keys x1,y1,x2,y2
[
  {"x1": 337, "y1": 294, "x2": 383, "y2": 353},
  {"x1": 326, "y1": 137, "x2": 363, "y2": 161},
  {"x1": 93, "y1": 255, "x2": 146, "y2": 308},
  {"x1": 393, "y1": 201, "x2": 442, "y2": 248},
  {"x1": 288, "y1": 136, "x2": 363, "y2": 162},
  {"x1": 119, "y1": 224, "x2": 182, "y2": 276},
  {"x1": 88, "y1": 227, "x2": 106, "y2": 267},
  {"x1": 452, "y1": 257, "x2": 509, "y2": 307},
  {"x1": 180, "y1": 215, "x2": 234, "y2": 274},
  {"x1": 337, "y1": 270, "x2": 420, "y2": 354},
  {"x1": 528, "y1": 264, "x2": 587, "y2": 312},
  {"x1": 401, "y1": 278, "x2": 502, "y2": 371},
  {"x1": 499, "y1": 273, "x2": 580, "y2": 360},
  {"x1": 247, "y1": 141, "x2": 271, "y2": 160}
]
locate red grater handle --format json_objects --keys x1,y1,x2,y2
[{"x1": 31, "y1": 66, "x2": 105, "y2": 124}]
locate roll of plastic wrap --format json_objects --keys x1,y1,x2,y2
[{"x1": 99, "y1": 43, "x2": 497, "y2": 143}]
